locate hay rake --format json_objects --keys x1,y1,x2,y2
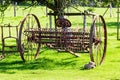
[{"x1": 18, "y1": 13, "x2": 107, "y2": 65}]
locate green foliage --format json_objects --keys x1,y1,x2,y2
[
  {"x1": 0, "y1": 0, "x2": 10, "y2": 23},
  {"x1": 0, "y1": 0, "x2": 10, "y2": 12},
  {"x1": 87, "y1": 7, "x2": 95, "y2": 12}
]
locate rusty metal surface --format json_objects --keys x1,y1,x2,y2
[
  {"x1": 0, "y1": 24, "x2": 19, "y2": 58},
  {"x1": 24, "y1": 28, "x2": 90, "y2": 53},
  {"x1": 89, "y1": 15, "x2": 107, "y2": 65}
]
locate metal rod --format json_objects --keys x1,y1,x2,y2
[
  {"x1": 47, "y1": 12, "x2": 96, "y2": 16},
  {"x1": 117, "y1": 5, "x2": 120, "y2": 40}
]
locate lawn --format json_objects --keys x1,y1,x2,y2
[{"x1": 0, "y1": 6, "x2": 120, "y2": 80}]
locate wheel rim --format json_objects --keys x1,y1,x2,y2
[
  {"x1": 89, "y1": 15, "x2": 107, "y2": 65},
  {"x1": 18, "y1": 14, "x2": 41, "y2": 61}
]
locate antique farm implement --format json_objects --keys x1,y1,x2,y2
[{"x1": 18, "y1": 12, "x2": 107, "y2": 65}]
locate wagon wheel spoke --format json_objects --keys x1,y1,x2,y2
[
  {"x1": 19, "y1": 14, "x2": 41, "y2": 62},
  {"x1": 89, "y1": 15, "x2": 107, "y2": 66},
  {"x1": 24, "y1": 42, "x2": 38, "y2": 61}
]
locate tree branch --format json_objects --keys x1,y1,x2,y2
[{"x1": 37, "y1": 0, "x2": 56, "y2": 11}]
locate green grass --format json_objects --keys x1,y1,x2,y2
[{"x1": 0, "y1": 6, "x2": 120, "y2": 80}]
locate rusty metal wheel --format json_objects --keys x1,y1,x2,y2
[
  {"x1": 18, "y1": 14, "x2": 41, "y2": 62},
  {"x1": 89, "y1": 15, "x2": 107, "y2": 65}
]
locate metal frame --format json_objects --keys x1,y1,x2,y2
[
  {"x1": 0, "y1": 24, "x2": 19, "y2": 57},
  {"x1": 117, "y1": 5, "x2": 120, "y2": 40}
]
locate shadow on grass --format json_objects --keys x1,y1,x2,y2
[
  {"x1": 115, "y1": 45, "x2": 120, "y2": 49},
  {"x1": 106, "y1": 22, "x2": 117, "y2": 28},
  {"x1": 111, "y1": 79, "x2": 120, "y2": 80},
  {"x1": 0, "y1": 55, "x2": 79, "y2": 74}
]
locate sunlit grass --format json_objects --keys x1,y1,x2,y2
[{"x1": 0, "y1": 6, "x2": 120, "y2": 80}]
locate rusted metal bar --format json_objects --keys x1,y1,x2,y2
[{"x1": 47, "y1": 12, "x2": 96, "y2": 16}]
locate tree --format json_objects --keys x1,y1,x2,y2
[{"x1": 0, "y1": 0, "x2": 120, "y2": 14}]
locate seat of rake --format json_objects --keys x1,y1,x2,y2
[{"x1": 55, "y1": 18, "x2": 71, "y2": 27}]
